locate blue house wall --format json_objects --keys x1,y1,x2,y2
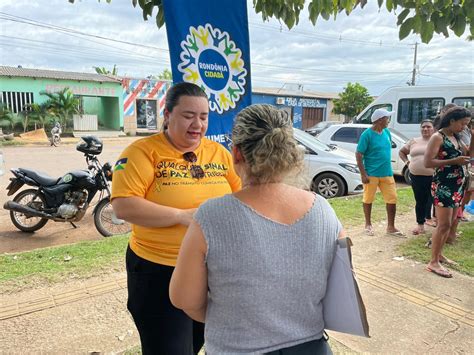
[{"x1": 251, "y1": 93, "x2": 329, "y2": 129}]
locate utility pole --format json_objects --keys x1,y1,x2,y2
[{"x1": 410, "y1": 42, "x2": 418, "y2": 86}]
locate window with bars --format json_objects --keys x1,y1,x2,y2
[{"x1": 0, "y1": 91, "x2": 34, "y2": 113}]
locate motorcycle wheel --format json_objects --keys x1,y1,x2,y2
[
  {"x1": 94, "y1": 198, "x2": 131, "y2": 237},
  {"x1": 10, "y1": 189, "x2": 48, "y2": 233},
  {"x1": 52, "y1": 136, "x2": 61, "y2": 147}
]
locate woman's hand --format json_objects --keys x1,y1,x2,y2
[
  {"x1": 399, "y1": 144, "x2": 410, "y2": 165},
  {"x1": 452, "y1": 156, "x2": 470, "y2": 166},
  {"x1": 177, "y1": 208, "x2": 197, "y2": 226}
]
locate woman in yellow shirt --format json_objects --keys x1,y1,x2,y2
[{"x1": 111, "y1": 82, "x2": 241, "y2": 354}]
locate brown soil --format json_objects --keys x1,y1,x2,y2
[{"x1": 0, "y1": 139, "x2": 135, "y2": 254}]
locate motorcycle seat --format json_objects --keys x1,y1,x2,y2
[{"x1": 19, "y1": 168, "x2": 59, "y2": 186}]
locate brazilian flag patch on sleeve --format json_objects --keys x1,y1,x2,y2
[{"x1": 114, "y1": 158, "x2": 128, "y2": 171}]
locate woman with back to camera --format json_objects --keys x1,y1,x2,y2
[
  {"x1": 170, "y1": 104, "x2": 345, "y2": 354},
  {"x1": 399, "y1": 119, "x2": 436, "y2": 235},
  {"x1": 424, "y1": 106, "x2": 473, "y2": 278},
  {"x1": 111, "y1": 82, "x2": 241, "y2": 354}
]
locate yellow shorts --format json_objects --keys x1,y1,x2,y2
[{"x1": 362, "y1": 176, "x2": 397, "y2": 204}]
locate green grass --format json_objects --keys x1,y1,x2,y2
[
  {"x1": 0, "y1": 234, "x2": 129, "y2": 290},
  {"x1": 0, "y1": 188, "x2": 416, "y2": 291},
  {"x1": 0, "y1": 140, "x2": 26, "y2": 147},
  {"x1": 2, "y1": 187, "x2": 470, "y2": 291},
  {"x1": 329, "y1": 187, "x2": 415, "y2": 226},
  {"x1": 398, "y1": 222, "x2": 474, "y2": 276}
]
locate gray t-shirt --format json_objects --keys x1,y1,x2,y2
[{"x1": 195, "y1": 193, "x2": 342, "y2": 354}]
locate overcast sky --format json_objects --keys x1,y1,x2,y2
[{"x1": 1, "y1": 0, "x2": 472, "y2": 95}]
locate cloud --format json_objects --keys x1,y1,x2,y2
[{"x1": 0, "y1": 0, "x2": 472, "y2": 94}]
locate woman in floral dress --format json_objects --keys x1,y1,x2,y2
[{"x1": 424, "y1": 106, "x2": 473, "y2": 278}]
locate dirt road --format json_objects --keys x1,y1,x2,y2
[
  {"x1": 0, "y1": 138, "x2": 409, "y2": 254},
  {"x1": 0, "y1": 138, "x2": 136, "y2": 254}
]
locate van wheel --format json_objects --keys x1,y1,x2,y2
[
  {"x1": 311, "y1": 173, "x2": 345, "y2": 199},
  {"x1": 403, "y1": 167, "x2": 412, "y2": 185}
]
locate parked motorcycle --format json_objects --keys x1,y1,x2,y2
[
  {"x1": 4, "y1": 136, "x2": 131, "y2": 237},
  {"x1": 50, "y1": 122, "x2": 62, "y2": 147}
]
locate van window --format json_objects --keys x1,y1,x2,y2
[
  {"x1": 331, "y1": 127, "x2": 364, "y2": 144},
  {"x1": 452, "y1": 97, "x2": 474, "y2": 112},
  {"x1": 357, "y1": 104, "x2": 392, "y2": 124},
  {"x1": 397, "y1": 98, "x2": 445, "y2": 124}
]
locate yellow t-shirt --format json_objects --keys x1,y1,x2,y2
[{"x1": 111, "y1": 133, "x2": 241, "y2": 266}]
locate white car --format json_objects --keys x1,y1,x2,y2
[
  {"x1": 315, "y1": 123, "x2": 410, "y2": 183},
  {"x1": 293, "y1": 129, "x2": 363, "y2": 198}
]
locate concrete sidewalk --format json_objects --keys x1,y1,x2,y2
[
  {"x1": 329, "y1": 224, "x2": 473, "y2": 353},
  {"x1": 1, "y1": 220, "x2": 473, "y2": 353}
]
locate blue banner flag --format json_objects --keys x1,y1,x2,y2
[{"x1": 163, "y1": 0, "x2": 252, "y2": 146}]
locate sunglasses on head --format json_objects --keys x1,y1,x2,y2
[{"x1": 183, "y1": 152, "x2": 205, "y2": 179}]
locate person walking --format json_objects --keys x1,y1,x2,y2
[
  {"x1": 111, "y1": 82, "x2": 241, "y2": 354},
  {"x1": 399, "y1": 120, "x2": 436, "y2": 235},
  {"x1": 424, "y1": 106, "x2": 472, "y2": 278},
  {"x1": 170, "y1": 104, "x2": 344, "y2": 354},
  {"x1": 355, "y1": 108, "x2": 403, "y2": 236}
]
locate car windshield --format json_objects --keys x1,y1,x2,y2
[{"x1": 293, "y1": 129, "x2": 332, "y2": 151}]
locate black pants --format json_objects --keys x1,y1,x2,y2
[
  {"x1": 265, "y1": 337, "x2": 332, "y2": 355},
  {"x1": 410, "y1": 174, "x2": 433, "y2": 225},
  {"x1": 126, "y1": 245, "x2": 204, "y2": 355}
]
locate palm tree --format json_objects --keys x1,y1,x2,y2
[
  {"x1": 93, "y1": 64, "x2": 118, "y2": 75},
  {"x1": 0, "y1": 104, "x2": 20, "y2": 132},
  {"x1": 26, "y1": 102, "x2": 54, "y2": 128},
  {"x1": 40, "y1": 88, "x2": 81, "y2": 130},
  {"x1": 157, "y1": 68, "x2": 172, "y2": 80}
]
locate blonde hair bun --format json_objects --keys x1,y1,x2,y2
[{"x1": 232, "y1": 104, "x2": 304, "y2": 184}]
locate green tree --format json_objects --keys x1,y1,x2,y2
[
  {"x1": 26, "y1": 103, "x2": 55, "y2": 129},
  {"x1": 0, "y1": 104, "x2": 20, "y2": 132},
  {"x1": 332, "y1": 82, "x2": 373, "y2": 121},
  {"x1": 157, "y1": 68, "x2": 172, "y2": 80},
  {"x1": 94, "y1": 64, "x2": 118, "y2": 75},
  {"x1": 147, "y1": 68, "x2": 173, "y2": 81},
  {"x1": 69, "y1": 0, "x2": 473, "y2": 44},
  {"x1": 40, "y1": 88, "x2": 81, "y2": 130}
]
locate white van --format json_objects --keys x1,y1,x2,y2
[{"x1": 354, "y1": 84, "x2": 474, "y2": 139}]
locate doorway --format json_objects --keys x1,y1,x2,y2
[{"x1": 136, "y1": 99, "x2": 158, "y2": 129}]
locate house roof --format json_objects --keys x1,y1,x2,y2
[
  {"x1": 0, "y1": 66, "x2": 121, "y2": 84},
  {"x1": 253, "y1": 86, "x2": 339, "y2": 100}
]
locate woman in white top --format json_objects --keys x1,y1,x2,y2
[{"x1": 399, "y1": 119, "x2": 435, "y2": 235}]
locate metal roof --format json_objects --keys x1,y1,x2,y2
[
  {"x1": 0, "y1": 66, "x2": 121, "y2": 83},
  {"x1": 253, "y1": 86, "x2": 339, "y2": 100}
]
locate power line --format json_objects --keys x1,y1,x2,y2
[
  {"x1": 1, "y1": 11, "x2": 409, "y2": 52},
  {"x1": 0, "y1": 35, "x2": 171, "y2": 64},
  {"x1": 2, "y1": 29, "x2": 410, "y2": 76},
  {"x1": 418, "y1": 73, "x2": 468, "y2": 83},
  {"x1": 248, "y1": 21, "x2": 411, "y2": 49},
  {"x1": 0, "y1": 12, "x2": 170, "y2": 52},
  {"x1": 1, "y1": 11, "x2": 469, "y2": 89},
  {"x1": 251, "y1": 62, "x2": 410, "y2": 75}
]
